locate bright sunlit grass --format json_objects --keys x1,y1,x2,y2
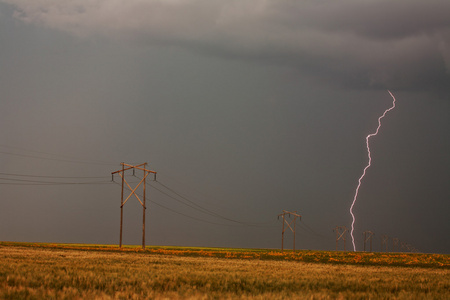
[{"x1": 1, "y1": 242, "x2": 449, "y2": 299}]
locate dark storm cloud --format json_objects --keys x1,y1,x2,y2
[
  {"x1": 294, "y1": 1, "x2": 450, "y2": 40},
  {"x1": 1, "y1": 0, "x2": 449, "y2": 93},
  {"x1": 2, "y1": 0, "x2": 449, "y2": 92}
]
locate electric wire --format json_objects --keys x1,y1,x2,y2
[
  {"x1": 112, "y1": 175, "x2": 277, "y2": 228},
  {"x1": 127, "y1": 173, "x2": 258, "y2": 226},
  {"x1": 0, "y1": 143, "x2": 118, "y2": 165},
  {"x1": 0, "y1": 172, "x2": 108, "y2": 179},
  {"x1": 0, "y1": 176, "x2": 113, "y2": 185},
  {"x1": 150, "y1": 179, "x2": 277, "y2": 227},
  {"x1": 2, "y1": 164, "x2": 272, "y2": 227},
  {"x1": 152, "y1": 181, "x2": 262, "y2": 226},
  {"x1": 150, "y1": 183, "x2": 229, "y2": 219},
  {"x1": 0, "y1": 150, "x2": 117, "y2": 166},
  {"x1": 298, "y1": 219, "x2": 329, "y2": 240},
  {"x1": 158, "y1": 172, "x2": 231, "y2": 211},
  {"x1": 111, "y1": 181, "x2": 244, "y2": 227},
  {"x1": 127, "y1": 171, "x2": 276, "y2": 227},
  {"x1": 150, "y1": 181, "x2": 276, "y2": 228}
]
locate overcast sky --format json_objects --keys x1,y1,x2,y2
[{"x1": 1, "y1": 0, "x2": 449, "y2": 253}]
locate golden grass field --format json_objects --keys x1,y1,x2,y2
[{"x1": 1, "y1": 242, "x2": 449, "y2": 299}]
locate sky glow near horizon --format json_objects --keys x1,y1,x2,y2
[{"x1": 0, "y1": 1, "x2": 449, "y2": 253}]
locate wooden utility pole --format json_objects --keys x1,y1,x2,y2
[
  {"x1": 334, "y1": 226, "x2": 348, "y2": 251},
  {"x1": 404, "y1": 243, "x2": 418, "y2": 253},
  {"x1": 400, "y1": 242, "x2": 407, "y2": 252},
  {"x1": 120, "y1": 163, "x2": 124, "y2": 248},
  {"x1": 112, "y1": 163, "x2": 156, "y2": 250},
  {"x1": 278, "y1": 210, "x2": 301, "y2": 252},
  {"x1": 392, "y1": 238, "x2": 399, "y2": 252},
  {"x1": 363, "y1": 231, "x2": 374, "y2": 252},
  {"x1": 405, "y1": 243, "x2": 412, "y2": 252},
  {"x1": 381, "y1": 235, "x2": 389, "y2": 252}
]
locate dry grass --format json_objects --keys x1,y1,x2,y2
[{"x1": 1, "y1": 243, "x2": 449, "y2": 299}]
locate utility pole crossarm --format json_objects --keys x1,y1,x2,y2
[
  {"x1": 111, "y1": 163, "x2": 157, "y2": 175},
  {"x1": 278, "y1": 210, "x2": 301, "y2": 219}
]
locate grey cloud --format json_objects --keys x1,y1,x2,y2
[
  {"x1": 2, "y1": 0, "x2": 449, "y2": 92},
  {"x1": 293, "y1": 1, "x2": 450, "y2": 40}
]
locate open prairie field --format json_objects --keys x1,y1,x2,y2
[{"x1": 1, "y1": 242, "x2": 449, "y2": 299}]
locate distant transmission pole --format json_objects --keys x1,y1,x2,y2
[
  {"x1": 363, "y1": 231, "x2": 374, "y2": 252},
  {"x1": 406, "y1": 244, "x2": 412, "y2": 252},
  {"x1": 381, "y1": 235, "x2": 389, "y2": 252},
  {"x1": 334, "y1": 226, "x2": 348, "y2": 251},
  {"x1": 400, "y1": 241, "x2": 407, "y2": 252},
  {"x1": 392, "y1": 238, "x2": 399, "y2": 252},
  {"x1": 278, "y1": 210, "x2": 301, "y2": 252},
  {"x1": 111, "y1": 163, "x2": 156, "y2": 250}
]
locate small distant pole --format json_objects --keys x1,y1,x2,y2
[
  {"x1": 381, "y1": 235, "x2": 389, "y2": 252},
  {"x1": 278, "y1": 210, "x2": 301, "y2": 252},
  {"x1": 400, "y1": 242, "x2": 407, "y2": 252},
  {"x1": 334, "y1": 226, "x2": 348, "y2": 251},
  {"x1": 363, "y1": 231, "x2": 374, "y2": 252},
  {"x1": 392, "y1": 238, "x2": 399, "y2": 252},
  {"x1": 406, "y1": 244, "x2": 412, "y2": 252},
  {"x1": 112, "y1": 163, "x2": 156, "y2": 250}
]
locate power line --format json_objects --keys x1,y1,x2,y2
[
  {"x1": 121, "y1": 173, "x2": 264, "y2": 226},
  {"x1": 112, "y1": 181, "x2": 245, "y2": 227},
  {"x1": 298, "y1": 219, "x2": 329, "y2": 240},
  {"x1": 0, "y1": 150, "x2": 117, "y2": 166},
  {"x1": 152, "y1": 181, "x2": 256, "y2": 225},
  {"x1": 0, "y1": 172, "x2": 108, "y2": 179},
  {"x1": 0, "y1": 182, "x2": 112, "y2": 185},
  {"x1": 0, "y1": 143, "x2": 117, "y2": 166},
  {"x1": 154, "y1": 180, "x2": 223, "y2": 215},
  {"x1": 0, "y1": 177, "x2": 112, "y2": 185},
  {"x1": 0, "y1": 144, "x2": 117, "y2": 165},
  {"x1": 112, "y1": 175, "x2": 277, "y2": 228},
  {"x1": 150, "y1": 182, "x2": 275, "y2": 228},
  {"x1": 150, "y1": 183, "x2": 226, "y2": 219},
  {"x1": 150, "y1": 179, "x2": 276, "y2": 227},
  {"x1": 157, "y1": 172, "x2": 230, "y2": 211}
]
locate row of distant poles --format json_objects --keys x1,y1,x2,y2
[
  {"x1": 277, "y1": 217, "x2": 419, "y2": 253},
  {"x1": 333, "y1": 226, "x2": 419, "y2": 253},
  {"x1": 111, "y1": 163, "x2": 418, "y2": 253}
]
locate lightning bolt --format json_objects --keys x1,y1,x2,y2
[{"x1": 350, "y1": 90, "x2": 396, "y2": 251}]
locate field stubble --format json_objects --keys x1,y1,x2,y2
[{"x1": 0, "y1": 243, "x2": 449, "y2": 299}]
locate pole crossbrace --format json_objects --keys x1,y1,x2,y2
[{"x1": 334, "y1": 226, "x2": 348, "y2": 251}]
